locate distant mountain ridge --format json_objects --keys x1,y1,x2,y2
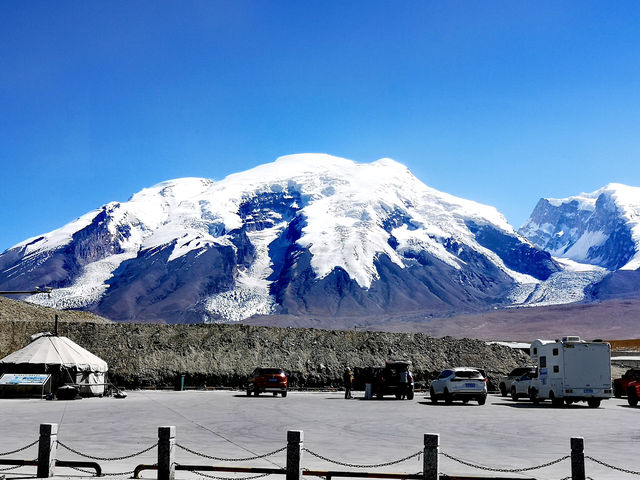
[
  {"x1": 519, "y1": 183, "x2": 640, "y2": 270},
  {"x1": 0, "y1": 154, "x2": 562, "y2": 324}
]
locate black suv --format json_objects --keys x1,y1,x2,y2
[{"x1": 373, "y1": 360, "x2": 414, "y2": 400}]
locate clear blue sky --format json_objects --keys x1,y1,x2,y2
[{"x1": 2, "y1": 1, "x2": 640, "y2": 252}]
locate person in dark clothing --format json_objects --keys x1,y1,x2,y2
[{"x1": 343, "y1": 367, "x2": 354, "y2": 399}]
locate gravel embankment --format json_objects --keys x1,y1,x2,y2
[{"x1": 0, "y1": 317, "x2": 528, "y2": 390}]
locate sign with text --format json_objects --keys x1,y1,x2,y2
[{"x1": 0, "y1": 373, "x2": 51, "y2": 385}]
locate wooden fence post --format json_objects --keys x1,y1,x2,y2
[
  {"x1": 158, "y1": 426, "x2": 176, "y2": 480},
  {"x1": 286, "y1": 430, "x2": 304, "y2": 480},
  {"x1": 571, "y1": 437, "x2": 585, "y2": 480},
  {"x1": 37, "y1": 423, "x2": 58, "y2": 478},
  {"x1": 423, "y1": 433, "x2": 439, "y2": 480}
]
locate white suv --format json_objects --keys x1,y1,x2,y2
[
  {"x1": 429, "y1": 367, "x2": 488, "y2": 405},
  {"x1": 498, "y1": 366, "x2": 536, "y2": 397}
]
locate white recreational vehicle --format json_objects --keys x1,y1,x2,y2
[{"x1": 528, "y1": 336, "x2": 612, "y2": 408}]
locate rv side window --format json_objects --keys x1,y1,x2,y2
[
  {"x1": 552, "y1": 348, "x2": 558, "y2": 356},
  {"x1": 553, "y1": 365, "x2": 559, "y2": 373},
  {"x1": 533, "y1": 347, "x2": 537, "y2": 355},
  {"x1": 540, "y1": 356, "x2": 547, "y2": 368}
]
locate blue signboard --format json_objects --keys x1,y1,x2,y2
[{"x1": 0, "y1": 373, "x2": 51, "y2": 386}]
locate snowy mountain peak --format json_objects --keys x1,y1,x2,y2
[
  {"x1": 1, "y1": 154, "x2": 560, "y2": 323},
  {"x1": 520, "y1": 183, "x2": 640, "y2": 270}
]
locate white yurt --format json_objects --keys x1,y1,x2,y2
[{"x1": 0, "y1": 332, "x2": 108, "y2": 396}]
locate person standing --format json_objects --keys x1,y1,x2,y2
[{"x1": 343, "y1": 367, "x2": 354, "y2": 399}]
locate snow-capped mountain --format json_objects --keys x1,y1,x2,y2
[
  {"x1": 0, "y1": 154, "x2": 561, "y2": 323},
  {"x1": 519, "y1": 183, "x2": 640, "y2": 270}
]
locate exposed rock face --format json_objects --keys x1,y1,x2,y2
[{"x1": 0, "y1": 320, "x2": 528, "y2": 390}]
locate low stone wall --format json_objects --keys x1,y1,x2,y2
[{"x1": 0, "y1": 320, "x2": 528, "y2": 389}]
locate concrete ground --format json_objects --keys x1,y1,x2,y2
[{"x1": 0, "y1": 390, "x2": 638, "y2": 480}]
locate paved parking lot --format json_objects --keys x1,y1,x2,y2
[{"x1": 1, "y1": 390, "x2": 638, "y2": 480}]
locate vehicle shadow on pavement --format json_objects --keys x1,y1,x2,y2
[
  {"x1": 232, "y1": 394, "x2": 287, "y2": 398},
  {"x1": 497, "y1": 402, "x2": 593, "y2": 409},
  {"x1": 417, "y1": 401, "x2": 479, "y2": 407}
]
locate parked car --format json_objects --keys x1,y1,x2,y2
[
  {"x1": 628, "y1": 380, "x2": 640, "y2": 407},
  {"x1": 372, "y1": 360, "x2": 414, "y2": 400},
  {"x1": 613, "y1": 368, "x2": 640, "y2": 397},
  {"x1": 429, "y1": 367, "x2": 488, "y2": 405},
  {"x1": 498, "y1": 366, "x2": 536, "y2": 397},
  {"x1": 246, "y1": 368, "x2": 288, "y2": 397},
  {"x1": 510, "y1": 369, "x2": 537, "y2": 401}
]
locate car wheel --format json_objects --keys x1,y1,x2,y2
[
  {"x1": 529, "y1": 388, "x2": 540, "y2": 405},
  {"x1": 628, "y1": 387, "x2": 639, "y2": 407},
  {"x1": 477, "y1": 395, "x2": 487, "y2": 406},
  {"x1": 550, "y1": 391, "x2": 563, "y2": 408},
  {"x1": 444, "y1": 389, "x2": 453, "y2": 404},
  {"x1": 246, "y1": 387, "x2": 251, "y2": 396},
  {"x1": 587, "y1": 399, "x2": 601, "y2": 408},
  {"x1": 510, "y1": 387, "x2": 519, "y2": 401},
  {"x1": 499, "y1": 383, "x2": 507, "y2": 397},
  {"x1": 429, "y1": 387, "x2": 437, "y2": 404},
  {"x1": 376, "y1": 391, "x2": 383, "y2": 400},
  {"x1": 614, "y1": 384, "x2": 623, "y2": 398},
  {"x1": 282, "y1": 391, "x2": 288, "y2": 398},
  {"x1": 406, "y1": 391, "x2": 414, "y2": 400},
  {"x1": 254, "y1": 389, "x2": 259, "y2": 396}
]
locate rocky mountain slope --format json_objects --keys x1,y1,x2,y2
[
  {"x1": 0, "y1": 295, "x2": 110, "y2": 324},
  {"x1": 0, "y1": 154, "x2": 561, "y2": 324}
]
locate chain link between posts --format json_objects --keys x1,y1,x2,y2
[
  {"x1": 0, "y1": 458, "x2": 37, "y2": 473},
  {"x1": 179, "y1": 465, "x2": 273, "y2": 480},
  {"x1": 440, "y1": 451, "x2": 570, "y2": 473},
  {"x1": 0, "y1": 439, "x2": 39, "y2": 456},
  {"x1": 176, "y1": 444, "x2": 287, "y2": 462},
  {"x1": 586, "y1": 455, "x2": 640, "y2": 476},
  {"x1": 57, "y1": 441, "x2": 158, "y2": 461},
  {"x1": 303, "y1": 448, "x2": 422, "y2": 468},
  {"x1": 67, "y1": 465, "x2": 136, "y2": 477}
]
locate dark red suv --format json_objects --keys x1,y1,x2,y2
[
  {"x1": 246, "y1": 368, "x2": 288, "y2": 397},
  {"x1": 613, "y1": 368, "x2": 640, "y2": 397}
]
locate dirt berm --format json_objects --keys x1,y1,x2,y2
[{"x1": 0, "y1": 318, "x2": 528, "y2": 390}]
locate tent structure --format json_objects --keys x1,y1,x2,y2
[{"x1": 0, "y1": 332, "x2": 108, "y2": 396}]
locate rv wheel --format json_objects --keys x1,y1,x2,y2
[{"x1": 587, "y1": 399, "x2": 601, "y2": 408}]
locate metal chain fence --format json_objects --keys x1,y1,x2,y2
[
  {"x1": 0, "y1": 464, "x2": 26, "y2": 472},
  {"x1": 586, "y1": 455, "x2": 640, "y2": 476},
  {"x1": 176, "y1": 444, "x2": 287, "y2": 462},
  {"x1": 303, "y1": 448, "x2": 422, "y2": 468},
  {"x1": 0, "y1": 439, "x2": 39, "y2": 456},
  {"x1": 181, "y1": 466, "x2": 273, "y2": 480},
  {"x1": 57, "y1": 440, "x2": 158, "y2": 461},
  {"x1": 440, "y1": 451, "x2": 570, "y2": 473},
  {"x1": 68, "y1": 465, "x2": 136, "y2": 477}
]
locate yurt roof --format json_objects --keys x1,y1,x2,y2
[{"x1": 0, "y1": 333, "x2": 108, "y2": 372}]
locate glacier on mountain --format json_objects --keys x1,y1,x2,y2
[{"x1": 1, "y1": 154, "x2": 562, "y2": 323}]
